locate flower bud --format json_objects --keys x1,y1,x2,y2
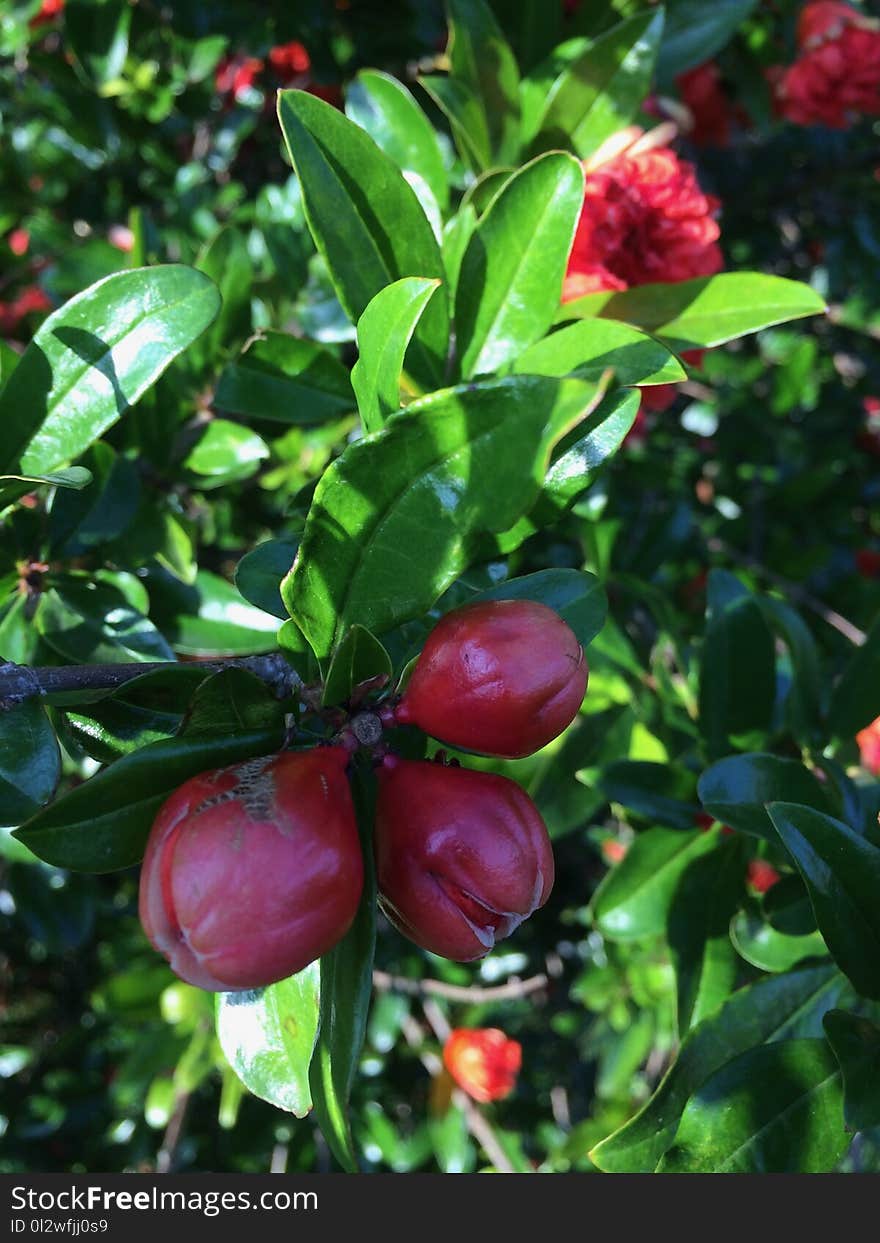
[
  {"x1": 443, "y1": 1028, "x2": 522, "y2": 1103},
  {"x1": 375, "y1": 757, "x2": 554, "y2": 961},
  {"x1": 139, "y1": 748, "x2": 362, "y2": 991},
  {"x1": 397, "y1": 599, "x2": 587, "y2": 758}
]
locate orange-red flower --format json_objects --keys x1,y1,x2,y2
[
  {"x1": 29, "y1": 0, "x2": 64, "y2": 28},
  {"x1": 268, "y1": 41, "x2": 311, "y2": 82},
  {"x1": 746, "y1": 860, "x2": 781, "y2": 894},
  {"x1": 215, "y1": 54, "x2": 264, "y2": 102},
  {"x1": 0, "y1": 286, "x2": 52, "y2": 337},
  {"x1": 776, "y1": 3, "x2": 880, "y2": 128},
  {"x1": 443, "y1": 1029, "x2": 522, "y2": 1104},
  {"x1": 563, "y1": 130, "x2": 723, "y2": 302},
  {"x1": 7, "y1": 229, "x2": 29, "y2": 257},
  {"x1": 857, "y1": 717, "x2": 880, "y2": 776}
]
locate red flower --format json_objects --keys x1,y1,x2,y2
[
  {"x1": 857, "y1": 717, "x2": 880, "y2": 776},
  {"x1": 776, "y1": 4, "x2": 880, "y2": 128},
  {"x1": 443, "y1": 1029, "x2": 522, "y2": 1104},
  {"x1": 29, "y1": 0, "x2": 64, "y2": 27},
  {"x1": 746, "y1": 860, "x2": 781, "y2": 895},
  {"x1": 108, "y1": 224, "x2": 134, "y2": 253},
  {"x1": 7, "y1": 229, "x2": 29, "y2": 257},
  {"x1": 601, "y1": 838, "x2": 628, "y2": 865},
  {"x1": 856, "y1": 550, "x2": 880, "y2": 579},
  {"x1": 677, "y1": 61, "x2": 740, "y2": 147},
  {"x1": 0, "y1": 286, "x2": 52, "y2": 337},
  {"x1": 268, "y1": 41, "x2": 311, "y2": 82},
  {"x1": 563, "y1": 129, "x2": 723, "y2": 301},
  {"x1": 215, "y1": 54, "x2": 264, "y2": 102}
]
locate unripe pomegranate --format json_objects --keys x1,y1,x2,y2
[
  {"x1": 139, "y1": 748, "x2": 362, "y2": 991},
  {"x1": 396, "y1": 599, "x2": 587, "y2": 758},
  {"x1": 374, "y1": 757, "x2": 554, "y2": 961}
]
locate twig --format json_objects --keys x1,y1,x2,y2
[
  {"x1": 373, "y1": 969, "x2": 549, "y2": 1004},
  {"x1": 708, "y1": 538, "x2": 867, "y2": 646},
  {"x1": 156, "y1": 1090, "x2": 191, "y2": 1174},
  {"x1": 0, "y1": 653, "x2": 301, "y2": 710}
]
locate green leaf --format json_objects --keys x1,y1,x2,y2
[
  {"x1": 418, "y1": 75, "x2": 492, "y2": 174},
  {"x1": 558, "y1": 274, "x2": 827, "y2": 352},
  {"x1": 183, "y1": 419, "x2": 268, "y2": 486},
  {"x1": 214, "y1": 332, "x2": 354, "y2": 426},
  {"x1": 446, "y1": 0, "x2": 521, "y2": 165},
  {"x1": 277, "y1": 90, "x2": 448, "y2": 388},
  {"x1": 599, "y1": 761, "x2": 698, "y2": 829},
  {"x1": 193, "y1": 227, "x2": 252, "y2": 370},
  {"x1": 0, "y1": 700, "x2": 61, "y2": 826},
  {"x1": 322, "y1": 625, "x2": 393, "y2": 709},
  {"x1": 730, "y1": 909, "x2": 829, "y2": 974},
  {"x1": 757, "y1": 597, "x2": 824, "y2": 743},
  {"x1": 48, "y1": 444, "x2": 138, "y2": 554},
  {"x1": 473, "y1": 568, "x2": 606, "y2": 650},
  {"x1": 309, "y1": 763, "x2": 377, "y2": 1171},
  {"x1": 829, "y1": 615, "x2": 880, "y2": 739},
  {"x1": 148, "y1": 569, "x2": 280, "y2": 657},
  {"x1": 823, "y1": 1009, "x2": 880, "y2": 1132},
  {"x1": 669, "y1": 836, "x2": 745, "y2": 1032},
  {"x1": 13, "y1": 669, "x2": 286, "y2": 871},
  {"x1": 768, "y1": 803, "x2": 880, "y2": 1001},
  {"x1": 514, "y1": 320, "x2": 686, "y2": 386},
  {"x1": 283, "y1": 375, "x2": 597, "y2": 661},
  {"x1": 658, "y1": 1039, "x2": 847, "y2": 1173},
  {"x1": 351, "y1": 278, "x2": 441, "y2": 434},
  {"x1": 66, "y1": 0, "x2": 132, "y2": 87},
  {"x1": 698, "y1": 753, "x2": 833, "y2": 843},
  {"x1": 0, "y1": 466, "x2": 92, "y2": 491},
  {"x1": 699, "y1": 570, "x2": 775, "y2": 760},
  {"x1": 657, "y1": 0, "x2": 759, "y2": 84},
  {"x1": 37, "y1": 577, "x2": 175, "y2": 665},
  {"x1": 590, "y1": 964, "x2": 847, "y2": 1173},
  {"x1": 455, "y1": 152, "x2": 584, "y2": 378},
  {"x1": 591, "y1": 826, "x2": 722, "y2": 941},
  {"x1": 345, "y1": 70, "x2": 448, "y2": 210},
  {"x1": 0, "y1": 266, "x2": 221, "y2": 476},
  {"x1": 234, "y1": 540, "x2": 299, "y2": 621},
  {"x1": 530, "y1": 10, "x2": 664, "y2": 158},
  {"x1": 216, "y1": 965, "x2": 321, "y2": 1118}
]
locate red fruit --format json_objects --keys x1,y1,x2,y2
[
  {"x1": 139, "y1": 748, "x2": 362, "y2": 991},
  {"x1": 746, "y1": 859, "x2": 781, "y2": 895},
  {"x1": 397, "y1": 600, "x2": 587, "y2": 758},
  {"x1": 375, "y1": 757, "x2": 554, "y2": 961},
  {"x1": 443, "y1": 1028, "x2": 522, "y2": 1103}
]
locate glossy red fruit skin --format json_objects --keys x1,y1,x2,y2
[
  {"x1": 396, "y1": 600, "x2": 587, "y2": 758},
  {"x1": 139, "y1": 748, "x2": 362, "y2": 992},
  {"x1": 375, "y1": 758, "x2": 554, "y2": 961}
]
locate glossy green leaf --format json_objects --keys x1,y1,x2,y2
[
  {"x1": 1, "y1": 466, "x2": 92, "y2": 491},
  {"x1": 599, "y1": 761, "x2": 698, "y2": 828},
  {"x1": 322, "y1": 625, "x2": 393, "y2": 709},
  {"x1": 530, "y1": 10, "x2": 664, "y2": 157},
  {"x1": 829, "y1": 615, "x2": 880, "y2": 739},
  {"x1": 37, "y1": 577, "x2": 175, "y2": 665},
  {"x1": 514, "y1": 320, "x2": 686, "y2": 387},
  {"x1": 214, "y1": 332, "x2": 354, "y2": 426},
  {"x1": 345, "y1": 70, "x2": 448, "y2": 210},
  {"x1": 558, "y1": 274, "x2": 827, "y2": 352},
  {"x1": 769, "y1": 802, "x2": 880, "y2": 1000},
  {"x1": 283, "y1": 376, "x2": 597, "y2": 661},
  {"x1": 699, "y1": 570, "x2": 775, "y2": 760},
  {"x1": 0, "y1": 266, "x2": 220, "y2": 476},
  {"x1": 148, "y1": 569, "x2": 280, "y2": 656},
  {"x1": 0, "y1": 700, "x2": 61, "y2": 826},
  {"x1": 657, "y1": 0, "x2": 759, "y2": 83},
  {"x1": 62, "y1": 667, "x2": 210, "y2": 763},
  {"x1": 441, "y1": 206, "x2": 478, "y2": 303},
  {"x1": 659, "y1": 1039, "x2": 847, "y2": 1173},
  {"x1": 591, "y1": 826, "x2": 721, "y2": 941},
  {"x1": 418, "y1": 75, "x2": 491, "y2": 174},
  {"x1": 446, "y1": 0, "x2": 521, "y2": 165},
  {"x1": 183, "y1": 419, "x2": 268, "y2": 486},
  {"x1": 193, "y1": 227, "x2": 252, "y2": 369},
  {"x1": 730, "y1": 909, "x2": 829, "y2": 973},
  {"x1": 698, "y1": 753, "x2": 832, "y2": 842},
  {"x1": 48, "y1": 444, "x2": 138, "y2": 554},
  {"x1": 310, "y1": 763, "x2": 377, "y2": 1171},
  {"x1": 455, "y1": 152, "x2": 584, "y2": 378},
  {"x1": 758, "y1": 597, "x2": 824, "y2": 743},
  {"x1": 474, "y1": 568, "x2": 606, "y2": 650},
  {"x1": 277, "y1": 90, "x2": 448, "y2": 387},
  {"x1": 234, "y1": 540, "x2": 299, "y2": 621},
  {"x1": 669, "y1": 836, "x2": 745, "y2": 1032},
  {"x1": 216, "y1": 964, "x2": 321, "y2": 1118},
  {"x1": 590, "y1": 964, "x2": 846, "y2": 1172},
  {"x1": 13, "y1": 669, "x2": 286, "y2": 871},
  {"x1": 351, "y1": 278, "x2": 441, "y2": 434},
  {"x1": 66, "y1": 0, "x2": 132, "y2": 86},
  {"x1": 823, "y1": 1010, "x2": 880, "y2": 1132},
  {"x1": 533, "y1": 708, "x2": 628, "y2": 838}
]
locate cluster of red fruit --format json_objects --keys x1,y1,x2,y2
[{"x1": 139, "y1": 600, "x2": 588, "y2": 992}]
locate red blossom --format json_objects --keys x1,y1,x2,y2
[
  {"x1": 776, "y1": 4, "x2": 880, "y2": 128},
  {"x1": 443, "y1": 1029, "x2": 522, "y2": 1104},
  {"x1": 746, "y1": 860, "x2": 782, "y2": 895},
  {"x1": 563, "y1": 132, "x2": 723, "y2": 302},
  {"x1": 268, "y1": 41, "x2": 311, "y2": 81},
  {"x1": 29, "y1": 0, "x2": 64, "y2": 28},
  {"x1": 601, "y1": 838, "x2": 628, "y2": 865},
  {"x1": 7, "y1": 229, "x2": 29, "y2": 257},
  {"x1": 215, "y1": 54, "x2": 264, "y2": 101},
  {"x1": 857, "y1": 717, "x2": 880, "y2": 776},
  {"x1": 0, "y1": 286, "x2": 52, "y2": 337},
  {"x1": 676, "y1": 61, "x2": 741, "y2": 147}
]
